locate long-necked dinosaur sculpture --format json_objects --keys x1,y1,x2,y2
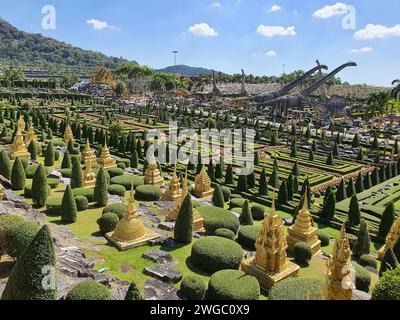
[
  {"x1": 249, "y1": 64, "x2": 328, "y2": 103},
  {"x1": 260, "y1": 62, "x2": 357, "y2": 111}
]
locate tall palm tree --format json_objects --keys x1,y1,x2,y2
[{"x1": 392, "y1": 79, "x2": 400, "y2": 102}]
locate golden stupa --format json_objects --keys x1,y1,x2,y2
[
  {"x1": 106, "y1": 184, "x2": 160, "y2": 250},
  {"x1": 323, "y1": 225, "x2": 355, "y2": 300},
  {"x1": 9, "y1": 128, "x2": 31, "y2": 160},
  {"x1": 144, "y1": 162, "x2": 164, "y2": 186},
  {"x1": 83, "y1": 158, "x2": 96, "y2": 188},
  {"x1": 82, "y1": 139, "x2": 97, "y2": 165},
  {"x1": 166, "y1": 172, "x2": 205, "y2": 232},
  {"x1": 64, "y1": 124, "x2": 74, "y2": 143},
  {"x1": 96, "y1": 142, "x2": 117, "y2": 170},
  {"x1": 194, "y1": 165, "x2": 213, "y2": 198},
  {"x1": 24, "y1": 126, "x2": 38, "y2": 146},
  {"x1": 241, "y1": 196, "x2": 299, "y2": 291},
  {"x1": 378, "y1": 216, "x2": 400, "y2": 260},
  {"x1": 287, "y1": 192, "x2": 321, "y2": 255},
  {"x1": 17, "y1": 116, "x2": 26, "y2": 132},
  {"x1": 162, "y1": 169, "x2": 182, "y2": 201}
]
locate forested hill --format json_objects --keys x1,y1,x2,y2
[
  {"x1": 0, "y1": 17, "x2": 137, "y2": 72},
  {"x1": 157, "y1": 65, "x2": 218, "y2": 77}
]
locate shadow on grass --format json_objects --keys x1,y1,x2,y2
[
  {"x1": 91, "y1": 231, "x2": 103, "y2": 237},
  {"x1": 184, "y1": 257, "x2": 213, "y2": 277},
  {"x1": 290, "y1": 258, "x2": 310, "y2": 268}
]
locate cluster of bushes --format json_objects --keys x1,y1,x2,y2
[
  {"x1": 237, "y1": 226, "x2": 261, "y2": 250},
  {"x1": 197, "y1": 206, "x2": 240, "y2": 235}
]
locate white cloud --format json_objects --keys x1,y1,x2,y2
[
  {"x1": 86, "y1": 19, "x2": 115, "y2": 30},
  {"x1": 188, "y1": 23, "x2": 218, "y2": 37},
  {"x1": 269, "y1": 5, "x2": 282, "y2": 13},
  {"x1": 210, "y1": 2, "x2": 221, "y2": 8},
  {"x1": 354, "y1": 24, "x2": 400, "y2": 40},
  {"x1": 351, "y1": 47, "x2": 374, "y2": 53},
  {"x1": 256, "y1": 25, "x2": 296, "y2": 37},
  {"x1": 265, "y1": 50, "x2": 277, "y2": 57},
  {"x1": 312, "y1": 2, "x2": 350, "y2": 19}
]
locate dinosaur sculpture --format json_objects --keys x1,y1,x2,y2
[
  {"x1": 249, "y1": 64, "x2": 328, "y2": 103},
  {"x1": 260, "y1": 62, "x2": 357, "y2": 112}
]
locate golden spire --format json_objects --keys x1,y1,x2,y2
[{"x1": 126, "y1": 183, "x2": 137, "y2": 218}]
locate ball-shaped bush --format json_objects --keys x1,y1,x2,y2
[
  {"x1": 60, "y1": 168, "x2": 72, "y2": 178},
  {"x1": 47, "y1": 178, "x2": 60, "y2": 189},
  {"x1": 359, "y1": 254, "x2": 378, "y2": 269},
  {"x1": 229, "y1": 198, "x2": 246, "y2": 209},
  {"x1": 317, "y1": 230, "x2": 331, "y2": 247},
  {"x1": 220, "y1": 186, "x2": 231, "y2": 202},
  {"x1": 180, "y1": 276, "x2": 206, "y2": 300},
  {"x1": 108, "y1": 184, "x2": 126, "y2": 197},
  {"x1": 102, "y1": 203, "x2": 128, "y2": 219},
  {"x1": 214, "y1": 228, "x2": 236, "y2": 240},
  {"x1": 117, "y1": 162, "x2": 126, "y2": 170},
  {"x1": 65, "y1": 280, "x2": 112, "y2": 300},
  {"x1": 135, "y1": 185, "x2": 162, "y2": 201},
  {"x1": 206, "y1": 270, "x2": 260, "y2": 300},
  {"x1": 5, "y1": 220, "x2": 40, "y2": 259},
  {"x1": 353, "y1": 262, "x2": 371, "y2": 293},
  {"x1": 108, "y1": 167, "x2": 125, "y2": 178},
  {"x1": 97, "y1": 212, "x2": 119, "y2": 234},
  {"x1": 294, "y1": 242, "x2": 313, "y2": 263},
  {"x1": 72, "y1": 188, "x2": 95, "y2": 202},
  {"x1": 110, "y1": 175, "x2": 144, "y2": 190},
  {"x1": 237, "y1": 226, "x2": 261, "y2": 251},
  {"x1": 74, "y1": 196, "x2": 89, "y2": 211},
  {"x1": 190, "y1": 236, "x2": 243, "y2": 273},
  {"x1": 197, "y1": 206, "x2": 240, "y2": 234},
  {"x1": 251, "y1": 205, "x2": 265, "y2": 221}
]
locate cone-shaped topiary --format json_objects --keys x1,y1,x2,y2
[
  {"x1": 346, "y1": 178, "x2": 356, "y2": 198},
  {"x1": 326, "y1": 152, "x2": 335, "y2": 165},
  {"x1": 94, "y1": 167, "x2": 108, "y2": 207},
  {"x1": 364, "y1": 173, "x2": 372, "y2": 190},
  {"x1": 174, "y1": 193, "x2": 193, "y2": 244},
  {"x1": 28, "y1": 140, "x2": 38, "y2": 160},
  {"x1": 70, "y1": 156, "x2": 83, "y2": 189},
  {"x1": 32, "y1": 164, "x2": 48, "y2": 207},
  {"x1": 269, "y1": 166, "x2": 279, "y2": 188},
  {"x1": 1, "y1": 225, "x2": 56, "y2": 300},
  {"x1": 379, "y1": 248, "x2": 399, "y2": 277},
  {"x1": 348, "y1": 195, "x2": 361, "y2": 226},
  {"x1": 355, "y1": 172, "x2": 364, "y2": 193},
  {"x1": 240, "y1": 200, "x2": 253, "y2": 226},
  {"x1": 336, "y1": 179, "x2": 347, "y2": 201},
  {"x1": 212, "y1": 185, "x2": 225, "y2": 208},
  {"x1": 124, "y1": 281, "x2": 144, "y2": 300},
  {"x1": 379, "y1": 202, "x2": 396, "y2": 239},
  {"x1": 320, "y1": 192, "x2": 336, "y2": 221},
  {"x1": 130, "y1": 149, "x2": 139, "y2": 169},
  {"x1": 0, "y1": 149, "x2": 11, "y2": 179},
  {"x1": 259, "y1": 168, "x2": 268, "y2": 195},
  {"x1": 247, "y1": 171, "x2": 255, "y2": 189},
  {"x1": 44, "y1": 141, "x2": 55, "y2": 167},
  {"x1": 353, "y1": 219, "x2": 371, "y2": 258},
  {"x1": 61, "y1": 185, "x2": 77, "y2": 223},
  {"x1": 278, "y1": 180, "x2": 288, "y2": 205},
  {"x1": 61, "y1": 150, "x2": 72, "y2": 169},
  {"x1": 237, "y1": 174, "x2": 248, "y2": 192},
  {"x1": 225, "y1": 164, "x2": 233, "y2": 184},
  {"x1": 11, "y1": 157, "x2": 26, "y2": 191}
]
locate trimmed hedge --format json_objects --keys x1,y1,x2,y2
[
  {"x1": 25, "y1": 165, "x2": 49, "y2": 179},
  {"x1": 237, "y1": 226, "x2": 261, "y2": 250},
  {"x1": 353, "y1": 262, "x2": 371, "y2": 293},
  {"x1": 221, "y1": 186, "x2": 231, "y2": 202},
  {"x1": 97, "y1": 212, "x2": 119, "y2": 234},
  {"x1": 135, "y1": 185, "x2": 162, "y2": 201},
  {"x1": 214, "y1": 228, "x2": 236, "y2": 240},
  {"x1": 180, "y1": 276, "x2": 206, "y2": 300},
  {"x1": 206, "y1": 270, "x2": 260, "y2": 300},
  {"x1": 229, "y1": 198, "x2": 246, "y2": 209},
  {"x1": 359, "y1": 255, "x2": 378, "y2": 269},
  {"x1": 47, "y1": 178, "x2": 60, "y2": 189},
  {"x1": 317, "y1": 231, "x2": 331, "y2": 247},
  {"x1": 60, "y1": 168, "x2": 72, "y2": 178},
  {"x1": 65, "y1": 280, "x2": 112, "y2": 300},
  {"x1": 72, "y1": 188, "x2": 95, "y2": 202},
  {"x1": 269, "y1": 278, "x2": 324, "y2": 300},
  {"x1": 102, "y1": 203, "x2": 128, "y2": 220},
  {"x1": 108, "y1": 184, "x2": 126, "y2": 197},
  {"x1": 46, "y1": 198, "x2": 62, "y2": 214},
  {"x1": 24, "y1": 185, "x2": 51, "y2": 198},
  {"x1": 5, "y1": 220, "x2": 40, "y2": 260},
  {"x1": 190, "y1": 236, "x2": 243, "y2": 273},
  {"x1": 108, "y1": 167, "x2": 125, "y2": 178},
  {"x1": 75, "y1": 196, "x2": 89, "y2": 211},
  {"x1": 197, "y1": 206, "x2": 240, "y2": 234},
  {"x1": 110, "y1": 175, "x2": 144, "y2": 190},
  {"x1": 294, "y1": 242, "x2": 313, "y2": 263},
  {"x1": 0, "y1": 215, "x2": 25, "y2": 255}
]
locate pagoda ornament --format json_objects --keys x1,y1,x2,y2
[
  {"x1": 194, "y1": 165, "x2": 213, "y2": 198},
  {"x1": 323, "y1": 225, "x2": 355, "y2": 300},
  {"x1": 83, "y1": 158, "x2": 96, "y2": 188},
  {"x1": 17, "y1": 116, "x2": 26, "y2": 132},
  {"x1": 24, "y1": 126, "x2": 38, "y2": 146},
  {"x1": 287, "y1": 192, "x2": 321, "y2": 255},
  {"x1": 241, "y1": 196, "x2": 300, "y2": 291},
  {"x1": 64, "y1": 124, "x2": 74, "y2": 143},
  {"x1": 106, "y1": 184, "x2": 159, "y2": 250},
  {"x1": 9, "y1": 128, "x2": 31, "y2": 160},
  {"x1": 378, "y1": 216, "x2": 400, "y2": 260},
  {"x1": 82, "y1": 139, "x2": 96, "y2": 165},
  {"x1": 162, "y1": 168, "x2": 182, "y2": 201},
  {"x1": 96, "y1": 142, "x2": 117, "y2": 170},
  {"x1": 144, "y1": 161, "x2": 164, "y2": 186}
]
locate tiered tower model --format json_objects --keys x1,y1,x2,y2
[
  {"x1": 83, "y1": 158, "x2": 96, "y2": 188},
  {"x1": 378, "y1": 216, "x2": 400, "y2": 260},
  {"x1": 24, "y1": 127, "x2": 38, "y2": 146},
  {"x1": 287, "y1": 192, "x2": 321, "y2": 255},
  {"x1": 194, "y1": 166, "x2": 213, "y2": 198},
  {"x1": 64, "y1": 124, "x2": 74, "y2": 143},
  {"x1": 106, "y1": 185, "x2": 159, "y2": 250},
  {"x1": 323, "y1": 225, "x2": 355, "y2": 300},
  {"x1": 162, "y1": 169, "x2": 182, "y2": 201},
  {"x1": 144, "y1": 163, "x2": 164, "y2": 186},
  {"x1": 9, "y1": 128, "x2": 31, "y2": 160},
  {"x1": 241, "y1": 197, "x2": 300, "y2": 291},
  {"x1": 166, "y1": 172, "x2": 205, "y2": 232},
  {"x1": 96, "y1": 143, "x2": 117, "y2": 170},
  {"x1": 82, "y1": 139, "x2": 97, "y2": 165}
]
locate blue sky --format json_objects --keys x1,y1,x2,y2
[{"x1": 0, "y1": 0, "x2": 399, "y2": 86}]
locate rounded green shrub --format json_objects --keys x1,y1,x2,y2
[
  {"x1": 317, "y1": 230, "x2": 331, "y2": 247},
  {"x1": 0, "y1": 215, "x2": 25, "y2": 254},
  {"x1": 359, "y1": 254, "x2": 378, "y2": 269},
  {"x1": 117, "y1": 162, "x2": 126, "y2": 170},
  {"x1": 294, "y1": 242, "x2": 313, "y2": 263},
  {"x1": 5, "y1": 220, "x2": 40, "y2": 259},
  {"x1": 72, "y1": 188, "x2": 95, "y2": 202},
  {"x1": 108, "y1": 184, "x2": 126, "y2": 197},
  {"x1": 97, "y1": 212, "x2": 119, "y2": 234},
  {"x1": 60, "y1": 168, "x2": 72, "y2": 178},
  {"x1": 75, "y1": 196, "x2": 89, "y2": 211},
  {"x1": 25, "y1": 164, "x2": 49, "y2": 179},
  {"x1": 237, "y1": 226, "x2": 261, "y2": 250},
  {"x1": 108, "y1": 167, "x2": 125, "y2": 178},
  {"x1": 221, "y1": 186, "x2": 231, "y2": 202},
  {"x1": 135, "y1": 185, "x2": 162, "y2": 201},
  {"x1": 229, "y1": 198, "x2": 246, "y2": 209},
  {"x1": 46, "y1": 198, "x2": 62, "y2": 214},
  {"x1": 65, "y1": 280, "x2": 112, "y2": 300},
  {"x1": 110, "y1": 175, "x2": 144, "y2": 190},
  {"x1": 24, "y1": 184, "x2": 51, "y2": 198},
  {"x1": 269, "y1": 278, "x2": 324, "y2": 300},
  {"x1": 11, "y1": 157, "x2": 26, "y2": 191},
  {"x1": 180, "y1": 276, "x2": 206, "y2": 300},
  {"x1": 197, "y1": 206, "x2": 240, "y2": 234},
  {"x1": 372, "y1": 265, "x2": 400, "y2": 300},
  {"x1": 190, "y1": 236, "x2": 243, "y2": 273},
  {"x1": 102, "y1": 203, "x2": 127, "y2": 219},
  {"x1": 47, "y1": 178, "x2": 60, "y2": 189},
  {"x1": 214, "y1": 228, "x2": 236, "y2": 240},
  {"x1": 206, "y1": 270, "x2": 260, "y2": 300},
  {"x1": 116, "y1": 158, "x2": 130, "y2": 167},
  {"x1": 353, "y1": 262, "x2": 371, "y2": 293},
  {"x1": 251, "y1": 205, "x2": 265, "y2": 221}
]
